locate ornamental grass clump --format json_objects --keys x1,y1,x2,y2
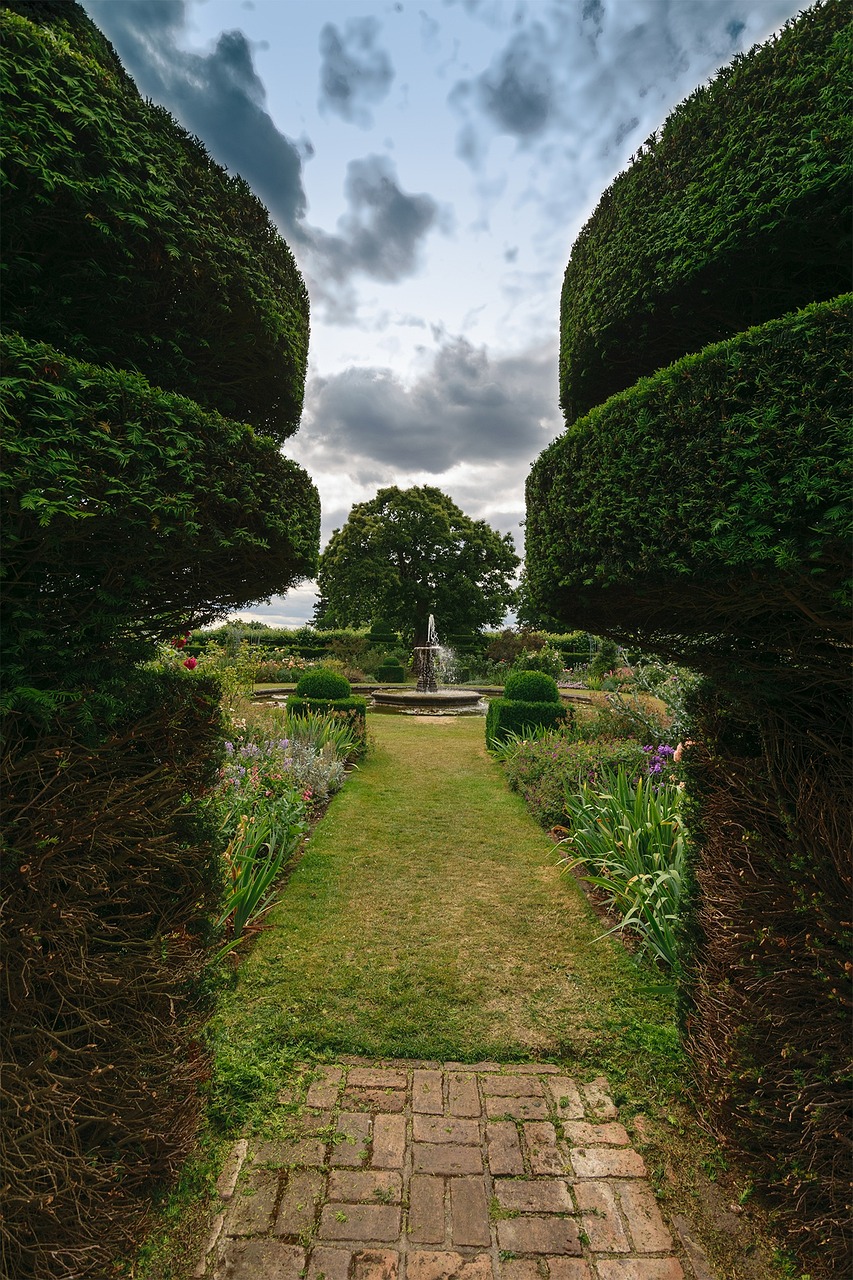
[{"x1": 557, "y1": 767, "x2": 686, "y2": 973}]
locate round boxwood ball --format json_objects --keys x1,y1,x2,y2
[
  {"x1": 503, "y1": 670, "x2": 561, "y2": 703},
  {"x1": 295, "y1": 667, "x2": 352, "y2": 699}
]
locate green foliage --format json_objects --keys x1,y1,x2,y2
[
  {"x1": 294, "y1": 667, "x2": 352, "y2": 700},
  {"x1": 215, "y1": 810, "x2": 306, "y2": 961},
  {"x1": 588, "y1": 638, "x2": 620, "y2": 681},
  {"x1": 526, "y1": 296, "x2": 853, "y2": 667},
  {"x1": 559, "y1": 0, "x2": 851, "y2": 421},
  {"x1": 375, "y1": 661, "x2": 407, "y2": 682},
  {"x1": 1, "y1": 333, "x2": 320, "y2": 714},
  {"x1": 502, "y1": 731, "x2": 648, "y2": 829},
  {"x1": 503, "y1": 670, "x2": 561, "y2": 703},
  {"x1": 512, "y1": 645, "x2": 565, "y2": 680},
  {"x1": 1, "y1": 2, "x2": 309, "y2": 440},
  {"x1": 286, "y1": 696, "x2": 368, "y2": 757},
  {"x1": 486, "y1": 698, "x2": 568, "y2": 749},
  {"x1": 316, "y1": 485, "x2": 519, "y2": 644},
  {"x1": 557, "y1": 768, "x2": 687, "y2": 973}
]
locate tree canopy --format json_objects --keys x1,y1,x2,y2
[{"x1": 316, "y1": 486, "x2": 519, "y2": 645}]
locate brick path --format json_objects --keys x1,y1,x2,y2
[{"x1": 198, "y1": 1060, "x2": 698, "y2": 1280}]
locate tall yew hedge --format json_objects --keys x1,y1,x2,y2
[
  {"x1": 0, "y1": 2, "x2": 319, "y2": 1274},
  {"x1": 525, "y1": 1, "x2": 851, "y2": 1269}
]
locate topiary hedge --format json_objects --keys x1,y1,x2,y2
[
  {"x1": 486, "y1": 698, "x2": 569, "y2": 749},
  {"x1": 528, "y1": 296, "x2": 852, "y2": 675},
  {"x1": 526, "y1": 4, "x2": 851, "y2": 1264},
  {"x1": 503, "y1": 670, "x2": 561, "y2": 703},
  {"x1": 559, "y1": 0, "x2": 850, "y2": 423},
  {"x1": 1, "y1": 0, "x2": 309, "y2": 441},
  {"x1": 375, "y1": 661, "x2": 407, "y2": 683},
  {"x1": 294, "y1": 668, "x2": 352, "y2": 700}
]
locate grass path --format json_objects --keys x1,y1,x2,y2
[{"x1": 212, "y1": 714, "x2": 677, "y2": 1124}]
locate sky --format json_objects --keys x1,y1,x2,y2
[{"x1": 82, "y1": 0, "x2": 807, "y2": 629}]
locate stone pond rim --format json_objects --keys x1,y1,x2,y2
[{"x1": 371, "y1": 687, "x2": 484, "y2": 710}]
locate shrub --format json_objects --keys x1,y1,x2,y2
[
  {"x1": 503, "y1": 670, "x2": 561, "y2": 703},
  {"x1": 295, "y1": 667, "x2": 352, "y2": 700},
  {"x1": 588, "y1": 638, "x2": 619, "y2": 681},
  {"x1": 502, "y1": 731, "x2": 646, "y2": 828},
  {"x1": 375, "y1": 661, "x2": 406, "y2": 683},
  {"x1": 512, "y1": 645, "x2": 564, "y2": 680},
  {"x1": 486, "y1": 698, "x2": 569, "y2": 750},
  {"x1": 285, "y1": 696, "x2": 368, "y2": 757}
]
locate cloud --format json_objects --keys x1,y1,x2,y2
[
  {"x1": 84, "y1": 0, "x2": 307, "y2": 230},
  {"x1": 308, "y1": 156, "x2": 440, "y2": 287},
  {"x1": 82, "y1": 1, "x2": 439, "y2": 297},
  {"x1": 298, "y1": 337, "x2": 562, "y2": 475},
  {"x1": 318, "y1": 17, "x2": 394, "y2": 125},
  {"x1": 451, "y1": 22, "x2": 555, "y2": 143}
]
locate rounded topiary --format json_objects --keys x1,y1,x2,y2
[
  {"x1": 294, "y1": 667, "x2": 351, "y2": 700},
  {"x1": 503, "y1": 670, "x2": 561, "y2": 703}
]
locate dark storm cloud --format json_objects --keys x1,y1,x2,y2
[
  {"x1": 311, "y1": 156, "x2": 440, "y2": 285},
  {"x1": 450, "y1": 22, "x2": 554, "y2": 142},
  {"x1": 318, "y1": 17, "x2": 394, "y2": 125},
  {"x1": 302, "y1": 338, "x2": 561, "y2": 474},
  {"x1": 84, "y1": 0, "x2": 307, "y2": 230},
  {"x1": 82, "y1": 1, "x2": 438, "y2": 293}
]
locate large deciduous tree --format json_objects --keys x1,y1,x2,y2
[{"x1": 316, "y1": 486, "x2": 519, "y2": 646}]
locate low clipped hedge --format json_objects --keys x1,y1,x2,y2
[
  {"x1": 286, "y1": 695, "x2": 368, "y2": 756},
  {"x1": 503, "y1": 670, "x2": 561, "y2": 703},
  {"x1": 527, "y1": 296, "x2": 852, "y2": 672},
  {"x1": 375, "y1": 663, "x2": 406, "y2": 683},
  {"x1": 486, "y1": 698, "x2": 569, "y2": 749},
  {"x1": 294, "y1": 667, "x2": 351, "y2": 700},
  {"x1": 559, "y1": 0, "x2": 850, "y2": 422}
]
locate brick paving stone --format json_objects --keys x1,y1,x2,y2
[
  {"x1": 486, "y1": 1095, "x2": 549, "y2": 1121},
  {"x1": 348, "y1": 1067, "x2": 408, "y2": 1089},
  {"x1": 482, "y1": 1075, "x2": 545, "y2": 1097},
  {"x1": 570, "y1": 1148, "x2": 646, "y2": 1179},
  {"x1": 573, "y1": 1181, "x2": 630, "y2": 1253},
  {"x1": 546, "y1": 1262, "x2": 594, "y2": 1280},
  {"x1": 352, "y1": 1248, "x2": 400, "y2": 1279},
  {"x1": 546, "y1": 1079, "x2": 584, "y2": 1120},
  {"x1": 212, "y1": 1239, "x2": 305, "y2": 1280},
  {"x1": 507, "y1": 1064, "x2": 561, "y2": 1074},
  {"x1": 446, "y1": 1061, "x2": 502, "y2": 1073},
  {"x1": 318, "y1": 1202, "x2": 400, "y2": 1242},
  {"x1": 327, "y1": 1170, "x2": 402, "y2": 1203},
  {"x1": 408, "y1": 1174, "x2": 446, "y2": 1243},
  {"x1": 499, "y1": 1262, "x2": 544, "y2": 1280},
  {"x1": 670, "y1": 1215, "x2": 716, "y2": 1280},
  {"x1": 330, "y1": 1113, "x2": 372, "y2": 1167},
  {"x1": 372, "y1": 1114, "x2": 406, "y2": 1169},
  {"x1": 449, "y1": 1176, "x2": 491, "y2": 1247},
  {"x1": 413, "y1": 1142, "x2": 483, "y2": 1175},
  {"x1": 562, "y1": 1121, "x2": 629, "y2": 1147},
  {"x1": 344, "y1": 1087, "x2": 407, "y2": 1113},
  {"x1": 306, "y1": 1067, "x2": 344, "y2": 1109},
  {"x1": 595, "y1": 1262, "x2": 684, "y2": 1280},
  {"x1": 486, "y1": 1121, "x2": 525, "y2": 1175},
  {"x1": 496, "y1": 1216, "x2": 582, "y2": 1256},
  {"x1": 306, "y1": 1246, "x2": 351, "y2": 1280},
  {"x1": 224, "y1": 1168, "x2": 279, "y2": 1235},
  {"x1": 447, "y1": 1072, "x2": 481, "y2": 1117},
  {"x1": 255, "y1": 1114, "x2": 331, "y2": 1169},
  {"x1": 407, "y1": 1250, "x2": 493, "y2": 1280},
  {"x1": 413, "y1": 1069, "x2": 445, "y2": 1113},
  {"x1": 581, "y1": 1077, "x2": 618, "y2": 1121},
  {"x1": 274, "y1": 1169, "x2": 325, "y2": 1237},
  {"x1": 615, "y1": 1182, "x2": 674, "y2": 1253},
  {"x1": 522, "y1": 1122, "x2": 567, "y2": 1175},
  {"x1": 413, "y1": 1115, "x2": 480, "y2": 1144},
  {"x1": 493, "y1": 1178, "x2": 572, "y2": 1213}
]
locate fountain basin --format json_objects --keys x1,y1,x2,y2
[{"x1": 371, "y1": 687, "x2": 485, "y2": 714}]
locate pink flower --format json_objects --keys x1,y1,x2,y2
[
  {"x1": 302, "y1": 788, "x2": 313, "y2": 802},
  {"x1": 183, "y1": 656, "x2": 198, "y2": 670}
]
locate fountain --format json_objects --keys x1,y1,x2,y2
[{"x1": 371, "y1": 614, "x2": 485, "y2": 714}]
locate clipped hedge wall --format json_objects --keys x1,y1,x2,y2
[
  {"x1": 503, "y1": 670, "x2": 561, "y2": 703},
  {"x1": 375, "y1": 663, "x2": 407, "y2": 683},
  {"x1": 559, "y1": 0, "x2": 850, "y2": 422},
  {"x1": 528, "y1": 296, "x2": 852, "y2": 674},
  {"x1": 1, "y1": 0, "x2": 309, "y2": 441},
  {"x1": 286, "y1": 695, "x2": 369, "y2": 756},
  {"x1": 1, "y1": 333, "x2": 320, "y2": 714},
  {"x1": 486, "y1": 698, "x2": 569, "y2": 748}
]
